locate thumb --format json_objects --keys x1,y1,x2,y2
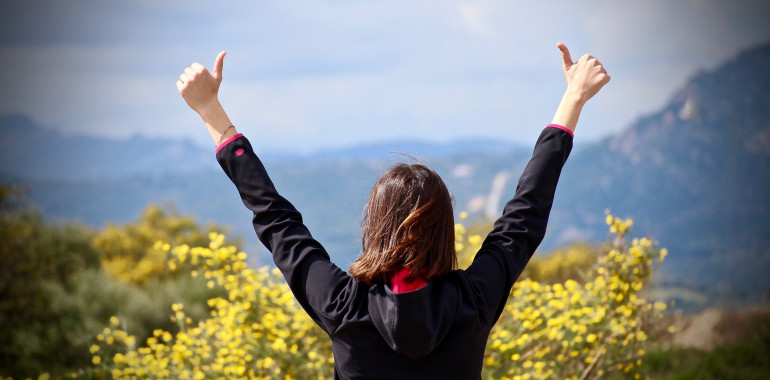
[
  {"x1": 212, "y1": 50, "x2": 226, "y2": 82},
  {"x1": 556, "y1": 42, "x2": 573, "y2": 72}
]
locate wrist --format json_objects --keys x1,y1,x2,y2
[
  {"x1": 551, "y1": 91, "x2": 585, "y2": 133},
  {"x1": 196, "y1": 99, "x2": 224, "y2": 121},
  {"x1": 196, "y1": 100, "x2": 236, "y2": 145},
  {"x1": 562, "y1": 88, "x2": 588, "y2": 107}
]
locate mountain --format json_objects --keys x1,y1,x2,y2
[
  {"x1": 0, "y1": 114, "x2": 529, "y2": 180},
  {"x1": 0, "y1": 114, "x2": 218, "y2": 180},
  {"x1": 547, "y1": 43, "x2": 770, "y2": 307}
]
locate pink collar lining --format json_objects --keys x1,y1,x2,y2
[{"x1": 390, "y1": 267, "x2": 427, "y2": 294}]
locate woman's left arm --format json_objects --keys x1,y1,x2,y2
[{"x1": 177, "y1": 52, "x2": 356, "y2": 334}]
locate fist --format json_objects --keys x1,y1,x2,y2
[
  {"x1": 176, "y1": 51, "x2": 226, "y2": 114},
  {"x1": 557, "y1": 43, "x2": 610, "y2": 103}
]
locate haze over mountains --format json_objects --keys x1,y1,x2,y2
[{"x1": 2, "y1": 43, "x2": 769, "y2": 310}]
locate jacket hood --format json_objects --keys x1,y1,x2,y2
[{"x1": 367, "y1": 281, "x2": 457, "y2": 359}]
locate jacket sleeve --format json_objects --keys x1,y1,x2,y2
[
  {"x1": 216, "y1": 135, "x2": 357, "y2": 334},
  {"x1": 463, "y1": 126, "x2": 572, "y2": 326}
]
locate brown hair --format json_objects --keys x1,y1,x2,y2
[{"x1": 350, "y1": 163, "x2": 456, "y2": 285}]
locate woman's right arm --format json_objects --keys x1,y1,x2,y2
[
  {"x1": 463, "y1": 43, "x2": 610, "y2": 326},
  {"x1": 176, "y1": 52, "x2": 357, "y2": 334},
  {"x1": 551, "y1": 42, "x2": 611, "y2": 133}
]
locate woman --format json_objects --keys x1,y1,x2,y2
[{"x1": 177, "y1": 43, "x2": 609, "y2": 379}]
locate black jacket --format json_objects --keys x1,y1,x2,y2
[{"x1": 216, "y1": 126, "x2": 573, "y2": 379}]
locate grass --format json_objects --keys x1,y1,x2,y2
[{"x1": 640, "y1": 313, "x2": 770, "y2": 380}]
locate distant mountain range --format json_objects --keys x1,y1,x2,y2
[
  {"x1": 0, "y1": 114, "x2": 217, "y2": 180},
  {"x1": 2, "y1": 43, "x2": 769, "y2": 310},
  {"x1": 0, "y1": 113, "x2": 534, "y2": 266}
]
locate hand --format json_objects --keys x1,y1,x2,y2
[
  {"x1": 550, "y1": 43, "x2": 610, "y2": 132},
  {"x1": 176, "y1": 51, "x2": 227, "y2": 115},
  {"x1": 557, "y1": 43, "x2": 610, "y2": 104},
  {"x1": 176, "y1": 51, "x2": 237, "y2": 146}
]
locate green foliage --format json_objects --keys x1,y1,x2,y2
[
  {"x1": 0, "y1": 185, "x2": 229, "y2": 379},
  {"x1": 4, "y1": 182, "x2": 763, "y2": 379},
  {"x1": 640, "y1": 314, "x2": 770, "y2": 380},
  {"x1": 0, "y1": 184, "x2": 100, "y2": 377}
]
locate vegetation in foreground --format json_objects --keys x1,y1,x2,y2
[{"x1": 1, "y1": 183, "x2": 767, "y2": 379}]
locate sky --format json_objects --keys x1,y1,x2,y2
[{"x1": 1, "y1": 0, "x2": 769, "y2": 153}]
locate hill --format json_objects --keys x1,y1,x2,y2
[{"x1": 0, "y1": 114, "x2": 217, "y2": 180}]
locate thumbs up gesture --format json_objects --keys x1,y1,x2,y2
[
  {"x1": 177, "y1": 51, "x2": 227, "y2": 115},
  {"x1": 556, "y1": 43, "x2": 610, "y2": 104}
]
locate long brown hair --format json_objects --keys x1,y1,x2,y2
[{"x1": 350, "y1": 163, "x2": 456, "y2": 285}]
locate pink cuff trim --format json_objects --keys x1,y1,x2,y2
[
  {"x1": 215, "y1": 133, "x2": 244, "y2": 154},
  {"x1": 546, "y1": 124, "x2": 574, "y2": 138}
]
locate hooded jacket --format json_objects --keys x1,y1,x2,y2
[{"x1": 216, "y1": 126, "x2": 573, "y2": 379}]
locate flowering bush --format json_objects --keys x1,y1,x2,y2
[
  {"x1": 88, "y1": 213, "x2": 668, "y2": 379},
  {"x1": 521, "y1": 243, "x2": 598, "y2": 284},
  {"x1": 94, "y1": 205, "x2": 229, "y2": 286},
  {"x1": 467, "y1": 214, "x2": 670, "y2": 379},
  {"x1": 91, "y1": 234, "x2": 331, "y2": 379}
]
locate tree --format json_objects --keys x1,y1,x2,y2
[{"x1": 0, "y1": 184, "x2": 101, "y2": 377}]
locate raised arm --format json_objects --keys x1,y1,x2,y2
[
  {"x1": 176, "y1": 53, "x2": 356, "y2": 334},
  {"x1": 464, "y1": 43, "x2": 610, "y2": 325}
]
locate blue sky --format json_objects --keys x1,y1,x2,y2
[{"x1": 1, "y1": 0, "x2": 769, "y2": 153}]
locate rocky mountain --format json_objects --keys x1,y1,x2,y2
[{"x1": 548, "y1": 43, "x2": 770, "y2": 307}]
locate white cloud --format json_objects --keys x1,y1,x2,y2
[{"x1": 458, "y1": 3, "x2": 493, "y2": 37}]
